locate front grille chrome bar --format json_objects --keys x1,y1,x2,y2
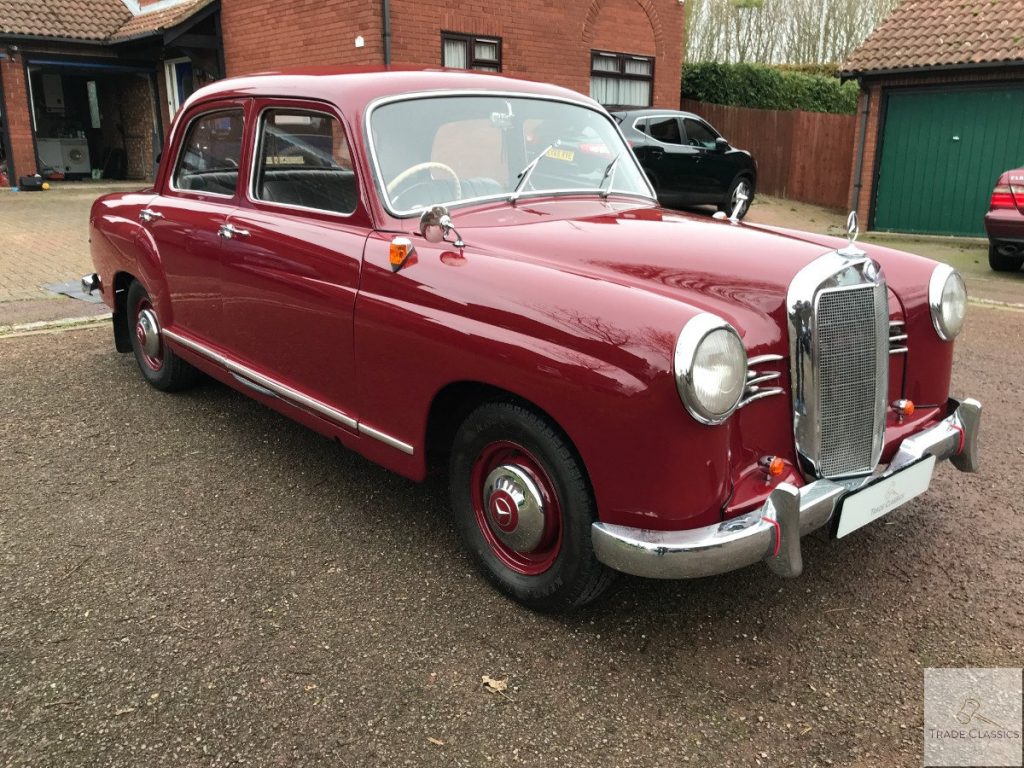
[{"x1": 739, "y1": 353, "x2": 785, "y2": 409}]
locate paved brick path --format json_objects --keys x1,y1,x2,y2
[{"x1": 0, "y1": 182, "x2": 141, "y2": 303}]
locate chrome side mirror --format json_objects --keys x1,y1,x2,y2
[{"x1": 419, "y1": 205, "x2": 465, "y2": 248}]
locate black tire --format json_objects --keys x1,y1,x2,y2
[
  {"x1": 988, "y1": 243, "x2": 1024, "y2": 272},
  {"x1": 126, "y1": 279, "x2": 199, "y2": 392},
  {"x1": 449, "y1": 400, "x2": 615, "y2": 611},
  {"x1": 718, "y1": 176, "x2": 755, "y2": 219}
]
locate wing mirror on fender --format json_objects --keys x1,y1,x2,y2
[
  {"x1": 419, "y1": 205, "x2": 465, "y2": 248},
  {"x1": 715, "y1": 137, "x2": 730, "y2": 153}
]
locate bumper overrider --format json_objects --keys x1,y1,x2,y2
[{"x1": 592, "y1": 397, "x2": 981, "y2": 580}]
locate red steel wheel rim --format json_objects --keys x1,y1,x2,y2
[
  {"x1": 470, "y1": 440, "x2": 563, "y2": 576},
  {"x1": 134, "y1": 296, "x2": 163, "y2": 372}
]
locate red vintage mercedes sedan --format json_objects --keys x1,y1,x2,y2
[{"x1": 86, "y1": 69, "x2": 980, "y2": 610}]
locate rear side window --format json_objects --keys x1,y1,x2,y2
[
  {"x1": 683, "y1": 118, "x2": 719, "y2": 150},
  {"x1": 252, "y1": 109, "x2": 358, "y2": 215},
  {"x1": 173, "y1": 109, "x2": 244, "y2": 196},
  {"x1": 647, "y1": 117, "x2": 682, "y2": 145}
]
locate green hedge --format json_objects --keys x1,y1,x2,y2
[{"x1": 681, "y1": 62, "x2": 859, "y2": 115}]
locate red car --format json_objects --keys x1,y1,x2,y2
[
  {"x1": 85, "y1": 69, "x2": 980, "y2": 610},
  {"x1": 985, "y1": 168, "x2": 1024, "y2": 272}
]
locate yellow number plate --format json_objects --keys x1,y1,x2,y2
[{"x1": 545, "y1": 148, "x2": 575, "y2": 162}]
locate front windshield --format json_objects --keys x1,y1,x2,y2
[{"x1": 369, "y1": 95, "x2": 654, "y2": 214}]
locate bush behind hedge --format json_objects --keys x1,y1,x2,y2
[{"x1": 682, "y1": 62, "x2": 859, "y2": 115}]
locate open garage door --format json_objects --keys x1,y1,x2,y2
[{"x1": 873, "y1": 86, "x2": 1024, "y2": 236}]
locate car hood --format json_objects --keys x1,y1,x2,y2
[{"x1": 445, "y1": 200, "x2": 856, "y2": 350}]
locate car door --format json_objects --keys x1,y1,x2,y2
[
  {"x1": 142, "y1": 102, "x2": 249, "y2": 344},
  {"x1": 682, "y1": 117, "x2": 732, "y2": 200},
  {"x1": 631, "y1": 115, "x2": 704, "y2": 205},
  {"x1": 219, "y1": 100, "x2": 368, "y2": 419}
]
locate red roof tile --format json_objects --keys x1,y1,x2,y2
[
  {"x1": 0, "y1": 0, "x2": 131, "y2": 41},
  {"x1": 0, "y1": 0, "x2": 212, "y2": 43},
  {"x1": 110, "y1": 0, "x2": 214, "y2": 42},
  {"x1": 843, "y1": 0, "x2": 1024, "y2": 74}
]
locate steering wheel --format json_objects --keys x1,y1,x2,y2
[{"x1": 387, "y1": 162, "x2": 462, "y2": 207}]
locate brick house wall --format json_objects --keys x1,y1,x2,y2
[
  {"x1": 221, "y1": 0, "x2": 684, "y2": 110},
  {"x1": 849, "y1": 66, "x2": 1024, "y2": 222},
  {"x1": 1, "y1": 55, "x2": 36, "y2": 182}
]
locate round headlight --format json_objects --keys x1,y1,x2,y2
[
  {"x1": 928, "y1": 264, "x2": 967, "y2": 341},
  {"x1": 674, "y1": 314, "x2": 748, "y2": 425}
]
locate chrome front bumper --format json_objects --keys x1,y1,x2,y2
[{"x1": 592, "y1": 397, "x2": 981, "y2": 580}]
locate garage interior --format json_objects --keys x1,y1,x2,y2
[{"x1": 26, "y1": 59, "x2": 158, "y2": 180}]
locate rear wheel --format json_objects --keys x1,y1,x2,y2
[
  {"x1": 719, "y1": 176, "x2": 754, "y2": 219},
  {"x1": 126, "y1": 280, "x2": 199, "y2": 391},
  {"x1": 449, "y1": 401, "x2": 614, "y2": 611},
  {"x1": 988, "y1": 243, "x2": 1024, "y2": 272}
]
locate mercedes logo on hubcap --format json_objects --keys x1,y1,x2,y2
[{"x1": 488, "y1": 490, "x2": 519, "y2": 533}]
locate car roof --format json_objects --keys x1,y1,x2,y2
[
  {"x1": 181, "y1": 67, "x2": 601, "y2": 117},
  {"x1": 611, "y1": 108, "x2": 704, "y2": 122}
]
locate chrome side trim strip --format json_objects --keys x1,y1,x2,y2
[
  {"x1": 357, "y1": 423, "x2": 415, "y2": 455},
  {"x1": 163, "y1": 329, "x2": 415, "y2": 455},
  {"x1": 889, "y1": 346, "x2": 909, "y2": 356}
]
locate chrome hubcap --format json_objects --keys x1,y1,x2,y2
[
  {"x1": 734, "y1": 182, "x2": 751, "y2": 207},
  {"x1": 483, "y1": 465, "x2": 546, "y2": 553},
  {"x1": 136, "y1": 308, "x2": 161, "y2": 358}
]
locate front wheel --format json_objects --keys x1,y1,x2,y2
[
  {"x1": 988, "y1": 243, "x2": 1024, "y2": 272},
  {"x1": 449, "y1": 401, "x2": 614, "y2": 611},
  {"x1": 719, "y1": 177, "x2": 754, "y2": 219}
]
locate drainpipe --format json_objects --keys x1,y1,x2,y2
[
  {"x1": 851, "y1": 78, "x2": 870, "y2": 215},
  {"x1": 381, "y1": 0, "x2": 392, "y2": 65}
]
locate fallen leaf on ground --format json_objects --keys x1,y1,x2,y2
[
  {"x1": 427, "y1": 737, "x2": 445, "y2": 746},
  {"x1": 481, "y1": 675, "x2": 508, "y2": 693}
]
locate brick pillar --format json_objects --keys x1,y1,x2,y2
[{"x1": 0, "y1": 56, "x2": 38, "y2": 180}]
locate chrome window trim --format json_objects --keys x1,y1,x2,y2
[
  {"x1": 673, "y1": 313, "x2": 748, "y2": 426},
  {"x1": 163, "y1": 329, "x2": 414, "y2": 455},
  {"x1": 363, "y1": 90, "x2": 657, "y2": 219},
  {"x1": 629, "y1": 115, "x2": 688, "y2": 148},
  {"x1": 168, "y1": 107, "x2": 246, "y2": 199},
  {"x1": 246, "y1": 105, "x2": 359, "y2": 219},
  {"x1": 787, "y1": 252, "x2": 889, "y2": 480}
]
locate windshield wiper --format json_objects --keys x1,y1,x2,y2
[
  {"x1": 599, "y1": 152, "x2": 621, "y2": 199},
  {"x1": 509, "y1": 144, "x2": 554, "y2": 204}
]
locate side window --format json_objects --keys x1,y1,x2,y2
[
  {"x1": 634, "y1": 118, "x2": 649, "y2": 136},
  {"x1": 683, "y1": 118, "x2": 719, "y2": 150},
  {"x1": 647, "y1": 117, "x2": 682, "y2": 145},
  {"x1": 252, "y1": 109, "x2": 358, "y2": 215},
  {"x1": 173, "y1": 109, "x2": 244, "y2": 196}
]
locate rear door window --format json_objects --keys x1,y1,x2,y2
[
  {"x1": 251, "y1": 108, "x2": 358, "y2": 215},
  {"x1": 646, "y1": 117, "x2": 683, "y2": 145},
  {"x1": 173, "y1": 109, "x2": 245, "y2": 196}
]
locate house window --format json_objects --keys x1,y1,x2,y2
[
  {"x1": 590, "y1": 51, "x2": 653, "y2": 108},
  {"x1": 442, "y1": 32, "x2": 502, "y2": 72}
]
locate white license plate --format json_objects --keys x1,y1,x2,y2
[{"x1": 834, "y1": 455, "x2": 936, "y2": 539}]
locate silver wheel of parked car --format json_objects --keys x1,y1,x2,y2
[{"x1": 719, "y1": 177, "x2": 754, "y2": 220}]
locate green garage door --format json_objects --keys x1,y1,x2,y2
[{"x1": 874, "y1": 87, "x2": 1024, "y2": 236}]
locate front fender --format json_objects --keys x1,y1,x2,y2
[{"x1": 354, "y1": 233, "x2": 740, "y2": 531}]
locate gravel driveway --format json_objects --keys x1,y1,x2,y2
[{"x1": 1, "y1": 297, "x2": 1021, "y2": 767}]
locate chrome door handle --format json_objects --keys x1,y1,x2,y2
[
  {"x1": 218, "y1": 223, "x2": 250, "y2": 239},
  {"x1": 139, "y1": 208, "x2": 164, "y2": 223}
]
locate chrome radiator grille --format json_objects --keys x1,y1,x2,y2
[
  {"x1": 815, "y1": 285, "x2": 888, "y2": 477},
  {"x1": 788, "y1": 252, "x2": 890, "y2": 481}
]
